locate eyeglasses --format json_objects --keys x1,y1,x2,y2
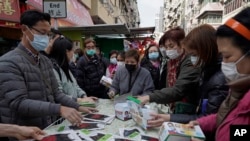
[{"x1": 29, "y1": 26, "x2": 51, "y2": 36}]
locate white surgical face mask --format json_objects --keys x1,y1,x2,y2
[
  {"x1": 190, "y1": 56, "x2": 198, "y2": 65},
  {"x1": 166, "y1": 49, "x2": 180, "y2": 59},
  {"x1": 221, "y1": 55, "x2": 247, "y2": 81},
  {"x1": 110, "y1": 58, "x2": 117, "y2": 65},
  {"x1": 117, "y1": 61, "x2": 125, "y2": 66}
]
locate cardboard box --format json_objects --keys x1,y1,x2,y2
[
  {"x1": 159, "y1": 122, "x2": 206, "y2": 141},
  {"x1": 115, "y1": 103, "x2": 132, "y2": 121},
  {"x1": 100, "y1": 76, "x2": 113, "y2": 88},
  {"x1": 127, "y1": 96, "x2": 157, "y2": 130}
]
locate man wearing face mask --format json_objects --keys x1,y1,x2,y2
[
  {"x1": 108, "y1": 49, "x2": 154, "y2": 98},
  {"x1": 76, "y1": 38, "x2": 109, "y2": 99},
  {"x1": 0, "y1": 10, "x2": 97, "y2": 140}
]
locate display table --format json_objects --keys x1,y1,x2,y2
[{"x1": 44, "y1": 99, "x2": 160, "y2": 138}]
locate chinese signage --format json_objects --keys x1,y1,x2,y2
[
  {"x1": 0, "y1": 20, "x2": 20, "y2": 28},
  {"x1": 43, "y1": 0, "x2": 66, "y2": 18},
  {"x1": 0, "y1": 0, "x2": 20, "y2": 22},
  {"x1": 27, "y1": 0, "x2": 93, "y2": 26}
]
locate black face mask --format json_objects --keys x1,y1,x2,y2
[{"x1": 125, "y1": 64, "x2": 137, "y2": 72}]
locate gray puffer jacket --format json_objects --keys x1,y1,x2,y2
[{"x1": 0, "y1": 44, "x2": 79, "y2": 129}]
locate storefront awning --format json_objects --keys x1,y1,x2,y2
[
  {"x1": 58, "y1": 24, "x2": 130, "y2": 35},
  {"x1": 129, "y1": 27, "x2": 155, "y2": 35}
]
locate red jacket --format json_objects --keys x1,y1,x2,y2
[{"x1": 197, "y1": 90, "x2": 250, "y2": 141}]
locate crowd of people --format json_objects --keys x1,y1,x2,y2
[{"x1": 0, "y1": 7, "x2": 250, "y2": 141}]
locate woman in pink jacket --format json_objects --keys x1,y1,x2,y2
[{"x1": 190, "y1": 7, "x2": 250, "y2": 141}]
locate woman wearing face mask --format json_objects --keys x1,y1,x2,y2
[
  {"x1": 140, "y1": 44, "x2": 162, "y2": 89},
  {"x1": 188, "y1": 7, "x2": 250, "y2": 141},
  {"x1": 108, "y1": 49, "x2": 154, "y2": 98},
  {"x1": 116, "y1": 51, "x2": 125, "y2": 68},
  {"x1": 49, "y1": 37, "x2": 98, "y2": 104},
  {"x1": 147, "y1": 25, "x2": 228, "y2": 141},
  {"x1": 106, "y1": 50, "x2": 118, "y2": 79},
  {"x1": 138, "y1": 27, "x2": 201, "y2": 115}
]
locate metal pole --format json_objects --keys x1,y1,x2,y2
[{"x1": 54, "y1": 18, "x2": 58, "y2": 30}]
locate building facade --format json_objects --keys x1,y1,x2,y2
[
  {"x1": 184, "y1": 0, "x2": 200, "y2": 33},
  {"x1": 155, "y1": 7, "x2": 164, "y2": 33},
  {"x1": 196, "y1": 0, "x2": 223, "y2": 29},
  {"x1": 163, "y1": 0, "x2": 186, "y2": 31},
  {"x1": 222, "y1": 0, "x2": 250, "y2": 23},
  {"x1": 88, "y1": 0, "x2": 140, "y2": 28}
]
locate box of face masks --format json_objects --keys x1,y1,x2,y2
[
  {"x1": 114, "y1": 103, "x2": 132, "y2": 121},
  {"x1": 100, "y1": 76, "x2": 113, "y2": 88},
  {"x1": 127, "y1": 96, "x2": 158, "y2": 130},
  {"x1": 159, "y1": 122, "x2": 205, "y2": 141}
]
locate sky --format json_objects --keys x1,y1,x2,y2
[{"x1": 137, "y1": 0, "x2": 164, "y2": 27}]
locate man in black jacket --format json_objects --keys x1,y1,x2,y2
[{"x1": 77, "y1": 38, "x2": 109, "y2": 98}]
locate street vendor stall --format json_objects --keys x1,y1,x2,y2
[{"x1": 44, "y1": 98, "x2": 162, "y2": 140}]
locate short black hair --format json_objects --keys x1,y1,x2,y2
[
  {"x1": 109, "y1": 50, "x2": 118, "y2": 59},
  {"x1": 216, "y1": 7, "x2": 250, "y2": 55},
  {"x1": 20, "y1": 10, "x2": 51, "y2": 27},
  {"x1": 50, "y1": 28, "x2": 62, "y2": 39},
  {"x1": 125, "y1": 49, "x2": 140, "y2": 62},
  {"x1": 117, "y1": 51, "x2": 125, "y2": 60}
]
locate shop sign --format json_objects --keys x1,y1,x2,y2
[
  {"x1": 43, "y1": 0, "x2": 66, "y2": 18},
  {"x1": 0, "y1": 0, "x2": 20, "y2": 22},
  {"x1": 0, "y1": 20, "x2": 20, "y2": 28}
]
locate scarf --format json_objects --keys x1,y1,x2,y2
[
  {"x1": 167, "y1": 52, "x2": 186, "y2": 87},
  {"x1": 108, "y1": 64, "x2": 117, "y2": 77},
  {"x1": 216, "y1": 76, "x2": 250, "y2": 127},
  {"x1": 150, "y1": 60, "x2": 160, "y2": 68}
]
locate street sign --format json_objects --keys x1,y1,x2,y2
[{"x1": 43, "y1": 0, "x2": 67, "y2": 18}]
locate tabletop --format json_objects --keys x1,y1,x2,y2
[{"x1": 44, "y1": 99, "x2": 160, "y2": 138}]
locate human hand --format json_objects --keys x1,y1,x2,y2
[
  {"x1": 78, "y1": 106, "x2": 98, "y2": 114},
  {"x1": 108, "y1": 91, "x2": 116, "y2": 99},
  {"x1": 187, "y1": 120, "x2": 199, "y2": 128},
  {"x1": 15, "y1": 126, "x2": 46, "y2": 140},
  {"x1": 78, "y1": 96, "x2": 98, "y2": 103},
  {"x1": 45, "y1": 34, "x2": 60, "y2": 54},
  {"x1": 137, "y1": 95, "x2": 150, "y2": 105},
  {"x1": 147, "y1": 114, "x2": 170, "y2": 127},
  {"x1": 60, "y1": 106, "x2": 82, "y2": 126}
]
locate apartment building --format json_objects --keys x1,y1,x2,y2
[
  {"x1": 222, "y1": 0, "x2": 250, "y2": 23},
  {"x1": 81, "y1": 0, "x2": 140, "y2": 28},
  {"x1": 196, "y1": 0, "x2": 223, "y2": 29},
  {"x1": 184, "y1": 0, "x2": 200, "y2": 33},
  {"x1": 155, "y1": 7, "x2": 164, "y2": 33}
]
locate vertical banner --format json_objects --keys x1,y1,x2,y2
[{"x1": 0, "y1": 0, "x2": 20, "y2": 22}]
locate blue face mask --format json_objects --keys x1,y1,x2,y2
[
  {"x1": 74, "y1": 54, "x2": 79, "y2": 59},
  {"x1": 148, "y1": 52, "x2": 159, "y2": 60},
  {"x1": 86, "y1": 49, "x2": 96, "y2": 56},
  {"x1": 27, "y1": 28, "x2": 49, "y2": 51},
  {"x1": 28, "y1": 34, "x2": 49, "y2": 51}
]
